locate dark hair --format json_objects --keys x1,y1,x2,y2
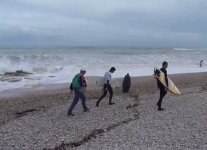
[
  {"x1": 110, "y1": 67, "x2": 116, "y2": 72},
  {"x1": 162, "y1": 61, "x2": 168, "y2": 66}
]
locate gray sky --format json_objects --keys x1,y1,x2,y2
[{"x1": 0, "y1": 0, "x2": 206, "y2": 47}]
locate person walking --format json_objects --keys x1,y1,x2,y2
[
  {"x1": 157, "y1": 61, "x2": 168, "y2": 111},
  {"x1": 67, "y1": 69, "x2": 89, "y2": 116},
  {"x1": 96, "y1": 67, "x2": 116, "y2": 107}
]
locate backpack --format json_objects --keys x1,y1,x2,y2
[{"x1": 71, "y1": 74, "x2": 80, "y2": 90}]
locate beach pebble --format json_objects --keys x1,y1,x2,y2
[{"x1": 1, "y1": 84, "x2": 207, "y2": 150}]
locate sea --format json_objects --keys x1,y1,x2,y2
[{"x1": 0, "y1": 47, "x2": 206, "y2": 91}]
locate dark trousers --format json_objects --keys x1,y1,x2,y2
[
  {"x1": 68, "y1": 89, "x2": 88, "y2": 113},
  {"x1": 97, "y1": 84, "x2": 113, "y2": 104},
  {"x1": 157, "y1": 87, "x2": 167, "y2": 108}
]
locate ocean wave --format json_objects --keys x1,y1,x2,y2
[
  {"x1": 1, "y1": 54, "x2": 65, "y2": 64},
  {"x1": 173, "y1": 48, "x2": 197, "y2": 51},
  {"x1": 0, "y1": 47, "x2": 207, "y2": 91}
]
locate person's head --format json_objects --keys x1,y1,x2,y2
[
  {"x1": 162, "y1": 61, "x2": 168, "y2": 69},
  {"x1": 109, "y1": 67, "x2": 116, "y2": 73},
  {"x1": 80, "y1": 69, "x2": 86, "y2": 75}
]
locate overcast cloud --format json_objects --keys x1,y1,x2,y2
[{"x1": 0, "y1": 0, "x2": 206, "y2": 47}]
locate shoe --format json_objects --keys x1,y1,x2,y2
[
  {"x1": 158, "y1": 108, "x2": 164, "y2": 111},
  {"x1": 109, "y1": 102, "x2": 115, "y2": 105},
  {"x1": 84, "y1": 108, "x2": 89, "y2": 112},
  {"x1": 67, "y1": 112, "x2": 75, "y2": 116}
]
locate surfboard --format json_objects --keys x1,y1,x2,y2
[{"x1": 154, "y1": 68, "x2": 181, "y2": 95}]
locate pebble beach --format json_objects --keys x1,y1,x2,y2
[{"x1": 1, "y1": 72, "x2": 207, "y2": 150}]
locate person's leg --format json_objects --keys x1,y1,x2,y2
[
  {"x1": 79, "y1": 91, "x2": 89, "y2": 112},
  {"x1": 96, "y1": 91, "x2": 107, "y2": 107},
  {"x1": 96, "y1": 85, "x2": 107, "y2": 107},
  {"x1": 108, "y1": 85, "x2": 114, "y2": 105},
  {"x1": 157, "y1": 87, "x2": 167, "y2": 110},
  {"x1": 68, "y1": 90, "x2": 79, "y2": 115}
]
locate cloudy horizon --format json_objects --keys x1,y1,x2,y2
[{"x1": 0, "y1": 0, "x2": 206, "y2": 47}]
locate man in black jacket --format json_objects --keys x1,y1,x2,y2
[{"x1": 157, "y1": 61, "x2": 168, "y2": 111}]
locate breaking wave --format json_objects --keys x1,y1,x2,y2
[{"x1": 0, "y1": 47, "x2": 206, "y2": 91}]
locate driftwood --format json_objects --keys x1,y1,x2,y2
[{"x1": 15, "y1": 109, "x2": 37, "y2": 117}]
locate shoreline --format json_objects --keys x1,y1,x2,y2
[
  {"x1": 1, "y1": 72, "x2": 207, "y2": 111},
  {"x1": 0, "y1": 70, "x2": 207, "y2": 94},
  {"x1": 0, "y1": 71, "x2": 206, "y2": 98}
]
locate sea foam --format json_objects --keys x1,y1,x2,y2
[{"x1": 0, "y1": 47, "x2": 206, "y2": 91}]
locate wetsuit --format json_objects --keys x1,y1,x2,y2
[{"x1": 157, "y1": 67, "x2": 168, "y2": 109}]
